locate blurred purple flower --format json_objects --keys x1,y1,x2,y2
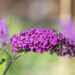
[
  {"x1": 0, "y1": 19, "x2": 9, "y2": 46},
  {"x1": 60, "y1": 20, "x2": 75, "y2": 41}
]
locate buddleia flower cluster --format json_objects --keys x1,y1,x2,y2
[{"x1": 10, "y1": 28, "x2": 75, "y2": 57}]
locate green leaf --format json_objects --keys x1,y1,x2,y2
[
  {"x1": 0, "y1": 55, "x2": 7, "y2": 75},
  {"x1": 0, "y1": 58, "x2": 5, "y2": 64}
]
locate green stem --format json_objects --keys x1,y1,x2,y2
[
  {"x1": 0, "y1": 48, "x2": 12, "y2": 59},
  {"x1": 0, "y1": 48, "x2": 22, "y2": 75},
  {"x1": 3, "y1": 54, "x2": 22, "y2": 75},
  {"x1": 3, "y1": 60, "x2": 13, "y2": 75}
]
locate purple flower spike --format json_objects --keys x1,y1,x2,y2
[
  {"x1": 10, "y1": 28, "x2": 75, "y2": 58},
  {"x1": 0, "y1": 19, "x2": 9, "y2": 46}
]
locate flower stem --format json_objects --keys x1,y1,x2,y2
[
  {"x1": 0, "y1": 48, "x2": 12, "y2": 59},
  {"x1": 3, "y1": 60, "x2": 13, "y2": 75},
  {"x1": 3, "y1": 54, "x2": 22, "y2": 75},
  {"x1": 0, "y1": 48, "x2": 22, "y2": 75}
]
